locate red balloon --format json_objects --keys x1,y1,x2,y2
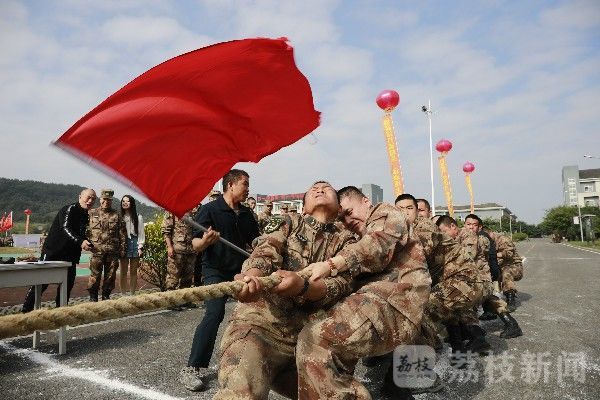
[
  {"x1": 376, "y1": 90, "x2": 400, "y2": 111},
  {"x1": 435, "y1": 139, "x2": 452, "y2": 153},
  {"x1": 463, "y1": 162, "x2": 475, "y2": 173},
  {"x1": 24, "y1": 209, "x2": 32, "y2": 215}
]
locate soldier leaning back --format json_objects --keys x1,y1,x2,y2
[
  {"x1": 214, "y1": 181, "x2": 357, "y2": 400},
  {"x1": 87, "y1": 189, "x2": 126, "y2": 301}
]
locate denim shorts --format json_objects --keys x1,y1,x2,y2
[{"x1": 126, "y1": 235, "x2": 139, "y2": 258}]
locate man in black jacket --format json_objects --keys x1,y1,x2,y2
[
  {"x1": 180, "y1": 169, "x2": 260, "y2": 391},
  {"x1": 21, "y1": 189, "x2": 96, "y2": 312}
]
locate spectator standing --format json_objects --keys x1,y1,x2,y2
[
  {"x1": 21, "y1": 189, "x2": 96, "y2": 312},
  {"x1": 87, "y1": 189, "x2": 127, "y2": 301},
  {"x1": 162, "y1": 204, "x2": 200, "y2": 309},
  {"x1": 119, "y1": 195, "x2": 145, "y2": 295}
]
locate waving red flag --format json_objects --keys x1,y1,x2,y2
[
  {"x1": 55, "y1": 37, "x2": 320, "y2": 217},
  {"x1": 3, "y1": 212, "x2": 12, "y2": 231},
  {"x1": 0, "y1": 214, "x2": 5, "y2": 233}
]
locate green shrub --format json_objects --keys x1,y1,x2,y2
[
  {"x1": 140, "y1": 213, "x2": 168, "y2": 291},
  {"x1": 511, "y1": 232, "x2": 528, "y2": 242}
]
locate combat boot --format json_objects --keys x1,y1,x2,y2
[
  {"x1": 499, "y1": 313, "x2": 523, "y2": 338},
  {"x1": 381, "y1": 364, "x2": 416, "y2": 399},
  {"x1": 101, "y1": 291, "x2": 111, "y2": 301},
  {"x1": 478, "y1": 310, "x2": 497, "y2": 320},
  {"x1": 446, "y1": 324, "x2": 467, "y2": 369},
  {"x1": 463, "y1": 324, "x2": 492, "y2": 354},
  {"x1": 89, "y1": 290, "x2": 98, "y2": 302},
  {"x1": 505, "y1": 291, "x2": 517, "y2": 312}
]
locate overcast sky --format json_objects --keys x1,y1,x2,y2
[{"x1": 1, "y1": 0, "x2": 599, "y2": 223}]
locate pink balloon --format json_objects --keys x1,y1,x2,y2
[
  {"x1": 376, "y1": 90, "x2": 400, "y2": 111},
  {"x1": 463, "y1": 162, "x2": 475, "y2": 173},
  {"x1": 435, "y1": 139, "x2": 452, "y2": 153}
]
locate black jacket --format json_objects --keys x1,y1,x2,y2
[
  {"x1": 193, "y1": 195, "x2": 260, "y2": 279},
  {"x1": 42, "y1": 202, "x2": 90, "y2": 263}
]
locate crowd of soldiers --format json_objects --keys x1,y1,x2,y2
[{"x1": 163, "y1": 177, "x2": 525, "y2": 399}]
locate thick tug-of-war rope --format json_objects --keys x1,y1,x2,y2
[{"x1": 0, "y1": 274, "x2": 283, "y2": 340}]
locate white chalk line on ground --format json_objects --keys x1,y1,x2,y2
[
  {"x1": 560, "y1": 243, "x2": 600, "y2": 256},
  {"x1": 0, "y1": 341, "x2": 184, "y2": 400}
]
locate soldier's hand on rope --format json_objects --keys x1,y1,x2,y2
[
  {"x1": 234, "y1": 270, "x2": 264, "y2": 302},
  {"x1": 272, "y1": 270, "x2": 304, "y2": 297},
  {"x1": 303, "y1": 261, "x2": 331, "y2": 282}
]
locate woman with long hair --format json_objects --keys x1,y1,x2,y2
[{"x1": 119, "y1": 195, "x2": 145, "y2": 295}]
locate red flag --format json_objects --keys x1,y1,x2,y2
[
  {"x1": 3, "y1": 212, "x2": 12, "y2": 231},
  {"x1": 0, "y1": 213, "x2": 5, "y2": 233},
  {"x1": 55, "y1": 37, "x2": 320, "y2": 217}
]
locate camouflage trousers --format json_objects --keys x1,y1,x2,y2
[
  {"x1": 458, "y1": 282, "x2": 508, "y2": 325},
  {"x1": 425, "y1": 275, "x2": 486, "y2": 325},
  {"x1": 166, "y1": 252, "x2": 196, "y2": 291},
  {"x1": 501, "y1": 262, "x2": 523, "y2": 293},
  {"x1": 87, "y1": 253, "x2": 119, "y2": 295},
  {"x1": 296, "y1": 291, "x2": 421, "y2": 400},
  {"x1": 215, "y1": 322, "x2": 299, "y2": 400}
]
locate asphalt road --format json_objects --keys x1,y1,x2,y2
[{"x1": 1, "y1": 238, "x2": 598, "y2": 399}]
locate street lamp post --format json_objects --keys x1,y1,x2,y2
[
  {"x1": 583, "y1": 155, "x2": 600, "y2": 159},
  {"x1": 422, "y1": 101, "x2": 435, "y2": 215},
  {"x1": 509, "y1": 214, "x2": 513, "y2": 239}
]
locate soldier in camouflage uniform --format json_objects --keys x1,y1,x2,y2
[
  {"x1": 256, "y1": 199, "x2": 273, "y2": 233},
  {"x1": 214, "y1": 181, "x2": 357, "y2": 400},
  {"x1": 162, "y1": 205, "x2": 199, "y2": 298},
  {"x1": 457, "y1": 214, "x2": 523, "y2": 339},
  {"x1": 488, "y1": 230, "x2": 523, "y2": 311},
  {"x1": 87, "y1": 189, "x2": 126, "y2": 301},
  {"x1": 297, "y1": 188, "x2": 431, "y2": 400}
]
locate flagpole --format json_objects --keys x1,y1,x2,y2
[{"x1": 182, "y1": 216, "x2": 251, "y2": 257}]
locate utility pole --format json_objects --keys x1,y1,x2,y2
[{"x1": 422, "y1": 100, "x2": 435, "y2": 215}]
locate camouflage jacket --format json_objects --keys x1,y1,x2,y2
[
  {"x1": 161, "y1": 208, "x2": 198, "y2": 254},
  {"x1": 413, "y1": 216, "x2": 481, "y2": 285},
  {"x1": 257, "y1": 211, "x2": 272, "y2": 233},
  {"x1": 489, "y1": 231, "x2": 521, "y2": 266},
  {"x1": 87, "y1": 207, "x2": 126, "y2": 255},
  {"x1": 337, "y1": 203, "x2": 431, "y2": 326},
  {"x1": 233, "y1": 213, "x2": 357, "y2": 338},
  {"x1": 458, "y1": 229, "x2": 492, "y2": 282}
]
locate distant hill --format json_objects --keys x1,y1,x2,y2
[{"x1": 0, "y1": 178, "x2": 160, "y2": 228}]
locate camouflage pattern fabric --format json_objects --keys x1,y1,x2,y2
[
  {"x1": 166, "y1": 252, "x2": 196, "y2": 290},
  {"x1": 87, "y1": 207, "x2": 126, "y2": 295},
  {"x1": 256, "y1": 211, "x2": 272, "y2": 234},
  {"x1": 215, "y1": 213, "x2": 357, "y2": 399},
  {"x1": 490, "y1": 232, "x2": 524, "y2": 293},
  {"x1": 161, "y1": 210, "x2": 196, "y2": 254},
  {"x1": 88, "y1": 253, "x2": 119, "y2": 294},
  {"x1": 296, "y1": 203, "x2": 431, "y2": 400},
  {"x1": 87, "y1": 207, "x2": 126, "y2": 255}
]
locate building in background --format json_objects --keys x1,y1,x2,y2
[
  {"x1": 361, "y1": 183, "x2": 383, "y2": 204},
  {"x1": 562, "y1": 166, "x2": 600, "y2": 208},
  {"x1": 255, "y1": 193, "x2": 304, "y2": 215},
  {"x1": 435, "y1": 203, "x2": 516, "y2": 224}
]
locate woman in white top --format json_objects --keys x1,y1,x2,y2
[{"x1": 119, "y1": 195, "x2": 145, "y2": 295}]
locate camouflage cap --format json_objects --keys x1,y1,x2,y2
[
  {"x1": 100, "y1": 189, "x2": 114, "y2": 199},
  {"x1": 289, "y1": 205, "x2": 298, "y2": 212},
  {"x1": 280, "y1": 204, "x2": 289, "y2": 210},
  {"x1": 264, "y1": 200, "x2": 273, "y2": 206}
]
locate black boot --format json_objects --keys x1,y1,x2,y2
[
  {"x1": 89, "y1": 292, "x2": 98, "y2": 302},
  {"x1": 101, "y1": 291, "x2": 111, "y2": 301},
  {"x1": 382, "y1": 364, "x2": 416, "y2": 399},
  {"x1": 446, "y1": 324, "x2": 466, "y2": 369},
  {"x1": 464, "y1": 324, "x2": 492, "y2": 354},
  {"x1": 505, "y1": 291, "x2": 517, "y2": 312},
  {"x1": 479, "y1": 310, "x2": 497, "y2": 320},
  {"x1": 499, "y1": 313, "x2": 523, "y2": 338}
]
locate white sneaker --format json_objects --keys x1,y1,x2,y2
[{"x1": 180, "y1": 366, "x2": 205, "y2": 391}]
